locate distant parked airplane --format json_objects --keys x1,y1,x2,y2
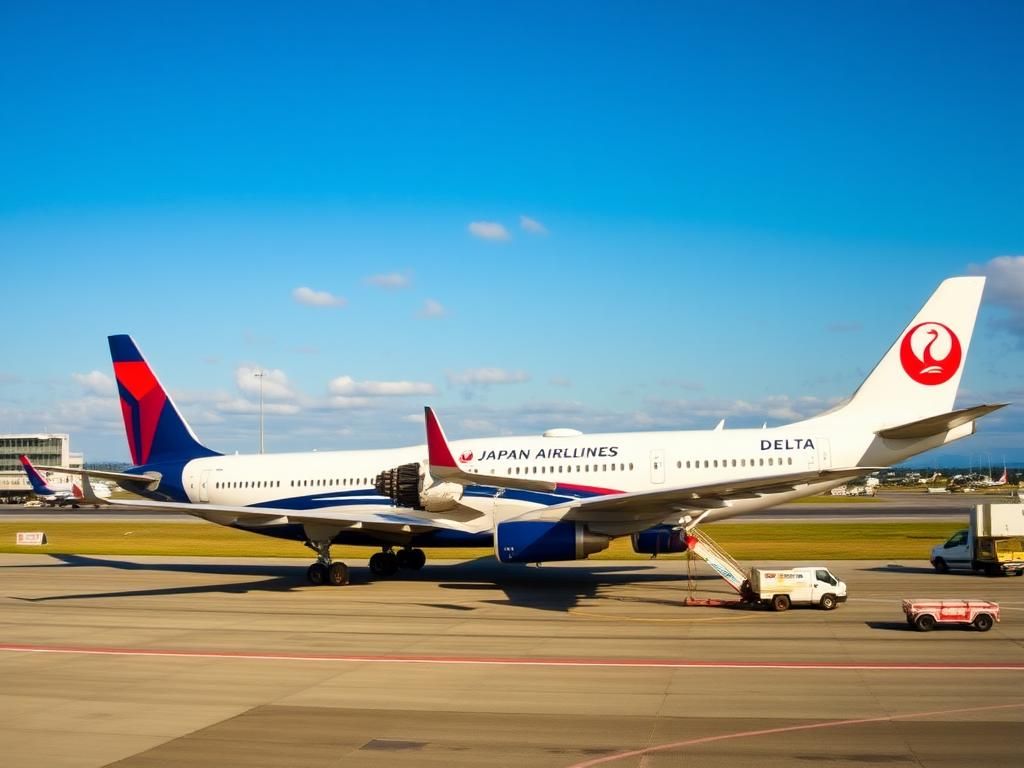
[
  {"x1": 46, "y1": 277, "x2": 1005, "y2": 586},
  {"x1": 19, "y1": 455, "x2": 110, "y2": 507}
]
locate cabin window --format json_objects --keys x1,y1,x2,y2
[
  {"x1": 788, "y1": 457, "x2": 793, "y2": 466},
  {"x1": 628, "y1": 463, "x2": 634, "y2": 471},
  {"x1": 768, "y1": 458, "x2": 774, "y2": 466}
]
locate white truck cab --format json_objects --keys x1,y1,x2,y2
[{"x1": 746, "y1": 566, "x2": 848, "y2": 611}]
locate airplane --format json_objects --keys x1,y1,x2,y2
[
  {"x1": 978, "y1": 468, "x2": 1009, "y2": 487},
  {"x1": 44, "y1": 276, "x2": 1006, "y2": 586},
  {"x1": 19, "y1": 454, "x2": 111, "y2": 507}
]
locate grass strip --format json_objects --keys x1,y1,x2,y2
[{"x1": 0, "y1": 520, "x2": 962, "y2": 561}]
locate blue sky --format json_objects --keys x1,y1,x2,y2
[{"x1": 1, "y1": 1, "x2": 1022, "y2": 466}]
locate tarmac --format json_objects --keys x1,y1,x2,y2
[{"x1": 1, "y1": 551, "x2": 1023, "y2": 767}]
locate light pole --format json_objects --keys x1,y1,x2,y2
[{"x1": 254, "y1": 369, "x2": 265, "y2": 454}]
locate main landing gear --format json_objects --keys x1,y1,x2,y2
[
  {"x1": 304, "y1": 539, "x2": 349, "y2": 586},
  {"x1": 369, "y1": 546, "x2": 426, "y2": 577}
]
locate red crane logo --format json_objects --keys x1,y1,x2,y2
[
  {"x1": 458, "y1": 450, "x2": 474, "y2": 463},
  {"x1": 899, "y1": 322, "x2": 962, "y2": 385}
]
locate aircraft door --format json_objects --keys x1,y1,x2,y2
[
  {"x1": 650, "y1": 449, "x2": 665, "y2": 484},
  {"x1": 199, "y1": 470, "x2": 211, "y2": 502},
  {"x1": 816, "y1": 439, "x2": 832, "y2": 471}
]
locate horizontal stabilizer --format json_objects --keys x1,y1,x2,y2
[
  {"x1": 36, "y1": 465, "x2": 163, "y2": 492},
  {"x1": 876, "y1": 404, "x2": 1008, "y2": 440}
]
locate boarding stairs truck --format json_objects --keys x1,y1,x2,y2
[
  {"x1": 743, "y1": 567, "x2": 847, "y2": 611},
  {"x1": 931, "y1": 503, "x2": 1024, "y2": 576},
  {"x1": 682, "y1": 530, "x2": 847, "y2": 611}
]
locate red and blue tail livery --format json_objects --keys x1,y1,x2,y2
[
  {"x1": 109, "y1": 335, "x2": 220, "y2": 467},
  {"x1": 19, "y1": 454, "x2": 56, "y2": 495}
]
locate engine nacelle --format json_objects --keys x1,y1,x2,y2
[
  {"x1": 374, "y1": 463, "x2": 463, "y2": 512},
  {"x1": 631, "y1": 525, "x2": 688, "y2": 555},
  {"x1": 495, "y1": 520, "x2": 611, "y2": 563},
  {"x1": 419, "y1": 481, "x2": 464, "y2": 513}
]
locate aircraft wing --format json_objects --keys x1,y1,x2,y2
[
  {"x1": 84, "y1": 495, "x2": 477, "y2": 534},
  {"x1": 534, "y1": 467, "x2": 874, "y2": 527}
]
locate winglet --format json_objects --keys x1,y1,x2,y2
[
  {"x1": 423, "y1": 407, "x2": 557, "y2": 492},
  {"x1": 425, "y1": 406, "x2": 458, "y2": 472}
]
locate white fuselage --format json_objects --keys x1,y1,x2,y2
[{"x1": 173, "y1": 407, "x2": 974, "y2": 535}]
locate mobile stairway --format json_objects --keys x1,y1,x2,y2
[{"x1": 682, "y1": 528, "x2": 752, "y2": 606}]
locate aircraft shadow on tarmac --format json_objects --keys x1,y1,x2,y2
[{"x1": 4, "y1": 554, "x2": 710, "y2": 612}]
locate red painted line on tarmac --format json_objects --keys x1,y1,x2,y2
[
  {"x1": 1, "y1": 642, "x2": 1024, "y2": 671},
  {"x1": 566, "y1": 701, "x2": 1024, "y2": 768}
]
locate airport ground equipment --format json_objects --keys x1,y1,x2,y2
[
  {"x1": 930, "y1": 503, "x2": 1024, "y2": 576},
  {"x1": 683, "y1": 529, "x2": 750, "y2": 594},
  {"x1": 744, "y1": 567, "x2": 847, "y2": 611},
  {"x1": 679, "y1": 530, "x2": 846, "y2": 611},
  {"x1": 902, "y1": 599, "x2": 999, "y2": 631}
]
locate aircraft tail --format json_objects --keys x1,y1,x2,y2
[
  {"x1": 109, "y1": 335, "x2": 220, "y2": 466},
  {"x1": 840, "y1": 276, "x2": 986, "y2": 430},
  {"x1": 19, "y1": 455, "x2": 55, "y2": 495}
]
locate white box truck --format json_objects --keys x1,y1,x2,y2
[
  {"x1": 931, "y1": 503, "x2": 1024, "y2": 576},
  {"x1": 743, "y1": 567, "x2": 847, "y2": 611}
]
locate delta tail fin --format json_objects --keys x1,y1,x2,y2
[
  {"x1": 19, "y1": 455, "x2": 55, "y2": 495},
  {"x1": 109, "y1": 335, "x2": 220, "y2": 467},
  {"x1": 841, "y1": 277, "x2": 991, "y2": 430}
]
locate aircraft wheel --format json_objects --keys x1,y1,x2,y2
[
  {"x1": 307, "y1": 563, "x2": 328, "y2": 585},
  {"x1": 370, "y1": 551, "x2": 399, "y2": 577},
  {"x1": 328, "y1": 562, "x2": 349, "y2": 586},
  {"x1": 409, "y1": 548, "x2": 426, "y2": 570},
  {"x1": 395, "y1": 548, "x2": 412, "y2": 569}
]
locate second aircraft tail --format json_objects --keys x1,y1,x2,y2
[
  {"x1": 109, "y1": 335, "x2": 220, "y2": 467},
  {"x1": 838, "y1": 276, "x2": 986, "y2": 431}
]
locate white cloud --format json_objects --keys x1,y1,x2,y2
[
  {"x1": 419, "y1": 299, "x2": 447, "y2": 318},
  {"x1": 218, "y1": 398, "x2": 300, "y2": 415},
  {"x1": 292, "y1": 286, "x2": 347, "y2": 307},
  {"x1": 329, "y1": 375, "x2": 436, "y2": 397},
  {"x1": 328, "y1": 396, "x2": 373, "y2": 409},
  {"x1": 447, "y1": 368, "x2": 530, "y2": 386},
  {"x1": 971, "y1": 256, "x2": 1024, "y2": 339},
  {"x1": 235, "y1": 367, "x2": 296, "y2": 400},
  {"x1": 468, "y1": 221, "x2": 511, "y2": 241},
  {"x1": 365, "y1": 272, "x2": 411, "y2": 290},
  {"x1": 519, "y1": 215, "x2": 548, "y2": 235},
  {"x1": 72, "y1": 370, "x2": 115, "y2": 396}
]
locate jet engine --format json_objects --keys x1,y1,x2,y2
[
  {"x1": 495, "y1": 520, "x2": 610, "y2": 563},
  {"x1": 373, "y1": 462, "x2": 464, "y2": 512},
  {"x1": 631, "y1": 525, "x2": 688, "y2": 555}
]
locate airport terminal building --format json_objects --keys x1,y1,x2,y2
[{"x1": 0, "y1": 434, "x2": 83, "y2": 502}]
